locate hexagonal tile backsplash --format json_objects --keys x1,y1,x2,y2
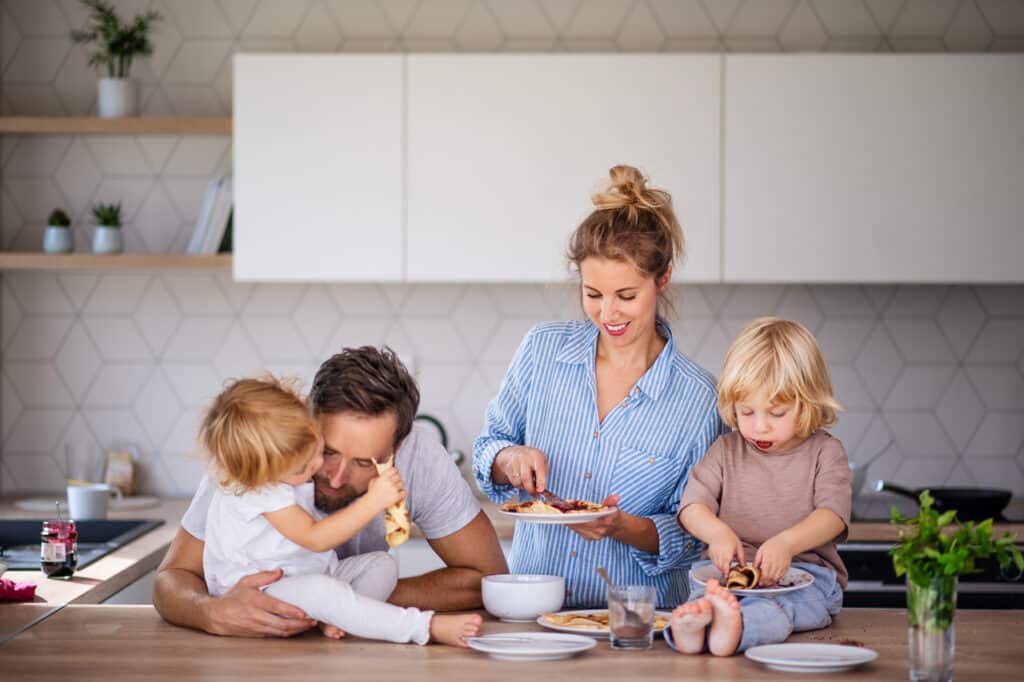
[{"x1": 2, "y1": 1, "x2": 1024, "y2": 513}]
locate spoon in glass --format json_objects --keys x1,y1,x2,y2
[{"x1": 596, "y1": 566, "x2": 647, "y2": 631}]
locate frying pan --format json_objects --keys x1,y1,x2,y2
[{"x1": 874, "y1": 480, "x2": 1012, "y2": 521}]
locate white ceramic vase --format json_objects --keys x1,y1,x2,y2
[
  {"x1": 97, "y1": 78, "x2": 138, "y2": 118},
  {"x1": 43, "y1": 226, "x2": 74, "y2": 253},
  {"x1": 92, "y1": 225, "x2": 123, "y2": 254}
]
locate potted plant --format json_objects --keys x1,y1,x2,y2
[
  {"x1": 69, "y1": 0, "x2": 161, "y2": 118},
  {"x1": 44, "y1": 209, "x2": 74, "y2": 254},
  {"x1": 91, "y1": 202, "x2": 123, "y2": 254},
  {"x1": 890, "y1": 491, "x2": 1022, "y2": 681}
]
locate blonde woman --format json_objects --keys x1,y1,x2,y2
[
  {"x1": 670, "y1": 317, "x2": 851, "y2": 656},
  {"x1": 474, "y1": 165, "x2": 726, "y2": 608}
]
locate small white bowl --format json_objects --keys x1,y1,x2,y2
[{"x1": 482, "y1": 574, "x2": 565, "y2": 622}]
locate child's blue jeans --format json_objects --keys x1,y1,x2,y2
[{"x1": 666, "y1": 560, "x2": 843, "y2": 653}]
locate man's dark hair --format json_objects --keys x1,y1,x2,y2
[{"x1": 309, "y1": 346, "x2": 420, "y2": 447}]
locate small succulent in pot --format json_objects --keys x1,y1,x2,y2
[
  {"x1": 91, "y1": 202, "x2": 122, "y2": 228},
  {"x1": 91, "y1": 202, "x2": 123, "y2": 254},
  {"x1": 44, "y1": 208, "x2": 74, "y2": 253}
]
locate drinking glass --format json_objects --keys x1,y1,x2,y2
[{"x1": 607, "y1": 585, "x2": 656, "y2": 650}]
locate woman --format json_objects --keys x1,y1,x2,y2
[{"x1": 473, "y1": 164, "x2": 726, "y2": 608}]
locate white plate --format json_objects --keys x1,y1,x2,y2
[
  {"x1": 497, "y1": 508, "x2": 615, "y2": 525},
  {"x1": 536, "y1": 609, "x2": 671, "y2": 639},
  {"x1": 690, "y1": 564, "x2": 814, "y2": 596},
  {"x1": 14, "y1": 495, "x2": 161, "y2": 513},
  {"x1": 745, "y1": 643, "x2": 878, "y2": 673},
  {"x1": 467, "y1": 632, "x2": 596, "y2": 662}
]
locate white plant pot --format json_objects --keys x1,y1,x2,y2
[
  {"x1": 92, "y1": 225, "x2": 123, "y2": 254},
  {"x1": 43, "y1": 226, "x2": 74, "y2": 253},
  {"x1": 97, "y1": 78, "x2": 138, "y2": 118}
]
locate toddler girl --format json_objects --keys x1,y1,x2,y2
[
  {"x1": 669, "y1": 317, "x2": 851, "y2": 656},
  {"x1": 199, "y1": 375, "x2": 481, "y2": 646}
]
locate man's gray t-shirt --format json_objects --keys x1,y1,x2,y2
[{"x1": 182, "y1": 422, "x2": 481, "y2": 559}]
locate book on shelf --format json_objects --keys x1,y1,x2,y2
[{"x1": 186, "y1": 175, "x2": 233, "y2": 255}]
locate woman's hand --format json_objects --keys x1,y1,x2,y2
[
  {"x1": 707, "y1": 527, "x2": 745, "y2": 578},
  {"x1": 754, "y1": 536, "x2": 793, "y2": 586},
  {"x1": 492, "y1": 446, "x2": 549, "y2": 495},
  {"x1": 568, "y1": 494, "x2": 622, "y2": 541}
]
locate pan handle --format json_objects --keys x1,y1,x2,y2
[{"x1": 873, "y1": 480, "x2": 920, "y2": 501}]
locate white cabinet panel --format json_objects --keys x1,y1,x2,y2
[
  {"x1": 234, "y1": 55, "x2": 404, "y2": 281},
  {"x1": 407, "y1": 55, "x2": 722, "y2": 283},
  {"x1": 724, "y1": 55, "x2": 1024, "y2": 283}
]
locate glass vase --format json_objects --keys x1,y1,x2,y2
[{"x1": 906, "y1": 575, "x2": 957, "y2": 682}]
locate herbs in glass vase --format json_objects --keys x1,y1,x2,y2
[{"x1": 890, "y1": 490, "x2": 1022, "y2": 681}]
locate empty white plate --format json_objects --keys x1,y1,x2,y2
[
  {"x1": 745, "y1": 643, "x2": 878, "y2": 673},
  {"x1": 467, "y1": 632, "x2": 597, "y2": 662}
]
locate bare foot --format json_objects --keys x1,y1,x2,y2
[
  {"x1": 318, "y1": 622, "x2": 346, "y2": 639},
  {"x1": 670, "y1": 599, "x2": 711, "y2": 654},
  {"x1": 705, "y1": 579, "x2": 743, "y2": 656},
  {"x1": 429, "y1": 613, "x2": 483, "y2": 647}
]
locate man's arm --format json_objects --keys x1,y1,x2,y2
[
  {"x1": 152, "y1": 527, "x2": 315, "y2": 637},
  {"x1": 387, "y1": 511, "x2": 508, "y2": 611}
]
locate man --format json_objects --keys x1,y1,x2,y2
[{"x1": 153, "y1": 346, "x2": 507, "y2": 637}]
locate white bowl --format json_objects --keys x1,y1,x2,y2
[{"x1": 482, "y1": 574, "x2": 565, "y2": 622}]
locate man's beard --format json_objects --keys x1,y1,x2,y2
[{"x1": 314, "y1": 481, "x2": 361, "y2": 512}]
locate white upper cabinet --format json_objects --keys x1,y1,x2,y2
[
  {"x1": 406, "y1": 55, "x2": 722, "y2": 282},
  {"x1": 724, "y1": 55, "x2": 1024, "y2": 283},
  {"x1": 234, "y1": 55, "x2": 404, "y2": 281}
]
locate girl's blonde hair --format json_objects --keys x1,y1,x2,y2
[
  {"x1": 718, "y1": 317, "x2": 841, "y2": 438},
  {"x1": 199, "y1": 375, "x2": 320, "y2": 491}
]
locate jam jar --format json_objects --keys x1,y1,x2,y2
[{"x1": 40, "y1": 520, "x2": 77, "y2": 579}]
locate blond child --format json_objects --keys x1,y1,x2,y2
[
  {"x1": 669, "y1": 317, "x2": 851, "y2": 656},
  {"x1": 199, "y1": 376, "x2": 481, "y2": 646}
]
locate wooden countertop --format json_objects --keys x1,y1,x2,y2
[{"x1": 3, "y1": 605, "x2": 1022, "y2": 680}]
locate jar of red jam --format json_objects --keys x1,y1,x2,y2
[{"x1": 40, "y1": 520, "x2": 77, "y2": 579}]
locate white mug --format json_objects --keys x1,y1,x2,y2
[{"x1": 66, "y1": 483, "x2": 123, "y2": 520}]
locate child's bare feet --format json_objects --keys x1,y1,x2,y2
[
  {"x1": 670, "y1": 599, "x2": 711, "y2": 654},
  {"x1": 705, "y1": 579, "x2": 743, "y2": 656},
  {"x1": 429, "y1": 613, "x2": 483, "y2": 647}
]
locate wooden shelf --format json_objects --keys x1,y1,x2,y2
[
  {"x1": 0, "y1": 117, "x2": 231, "y2": 135},
  {"x1": 0, "y1": 253, "x2": 232, "y2": 270}
]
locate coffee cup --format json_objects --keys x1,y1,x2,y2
[{"x1": 66, "y1": 483, "x2": 122, "y2": 520}]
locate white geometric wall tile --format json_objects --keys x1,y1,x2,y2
[
  {"x1": 502, "y1": 37, "x2": 559, "y2": 50},
  {"x1": 405, "y1": 0, "x2": 472, "y2": 38},
  {"x1": 165, "y1": 274, "x2": 233, "y2": 315},
  {"x1": 4, "y1": 37, "x2": 68, "y2": 81},
  {"x1": 562, "y1": 37, "x2": 623, "y2": 51},
  {"x1": 133, "y1": 279, "x2": 182, "y2": 355},
  {"x1": 160, "y1": 406, "x2": 203, "y2": 458},
  {"x1": 164, "y1": 39, "x2": 233, "y2": 84},
  {"x1": 891, "y1": 455, "x2": 959, "y2": 488},
  {"x1": 717, "y1": 315, "x2": 753, "y2": 340},
  {"x1": 1, "y1": 373, "x2": 23, "y2": 441},
  {"x1": 648, "y1": 0, "x2": 717, "y2": 36},
  {"x1": 828, "y1": 36, "x2": 886, "y2": 51},
  {"x1": 0, "y1": 284, "x2": 22, "y2": 350},
  {"x1": 485, "y1": 284, "x2": 553, "y2": 318},
  {"x1": 5, "y1": 136, "x2": 70, "y2": 176},
  {"x1": 616, "y1": 1, "x2": 666, "y2": 51},
  {"x1": 936, "y1": 287, "x2": 985, "y2": 359},
  {"x1": 810, "y1": 286, "x2": 876, "y2": 317},
  {"x1": 891, "y1": 0, "x2": 960, "y2": 37},
  {"x1": 965, "y1": 412, "x2": 1024, "y2": 457},
  {"x1": 5, "y1": 176, "x2": 65, "y2": 222},
  {"x1": 5, "y1": 362, "x2": 74, "y2": 407},
  {"x1": 237, "y1": 1, "x2": 305, "y2": 37},
  {"x1": 542, "y1": 284, "x2": 580, "y2": 321},
  {"x1": 480, "y1": 318, "x2": 542, "y2": 364},
  {"x1": 400, "y1": 284, "x2": 465, "y2": 317},
  {"x1": 974, "y1": 285, "x2": 1024, "y2": 316},
  {"x1": 134, "y1": 368, "x2": 184, "y2": 446},
  {"x1": 56, "y1": 275, "x2": 97, "y2": 312},
  {"x1": 671, "y1": 285, "x2": 713, "y2": 319},
  {"x1": 669, "y1": 315, "x2": 714, "y2": 358},
  {"x1": 243, "y1": 316, "x2": 310, "y2": 362},
  {"x1": 691, "y1": 321, "x2": 732, "y2": 378},
  {"x1": 213, "y1": 322, "x2": 265, "y2": 380},
  {"x1": 261, "y1": 362, "x2": 318, "y2": 387},
  {"x1": 5, "y1": 316, "x2": 73, "y2": 360},
  {"x1": 816, "y1": 318, "x2": 874, "y2": 364},
  {"x1": 456, "y1": 3, "x2": 504, "y2": 50},
  {"x1": 7, "y1": 273, "x2": 73, "y2": 314},
  {"x1": 830, "y1": 410, "x2": 874, "y2": 456},
  {"x1": 325, "y1": 0, "x2": 394, "y2": 37},
  {"x1": 82, "y1": 274, "x2": 151, "y2": 314},
  {"x1": 134, "y1": 186, "x2": 184, "y2": 252},
  {"x1": 883, "y1": 366, "x2": 955, "y2": 410},
  {"x1": 720, "y1": 284, "x2": 784, "y2": 318},
  {"x1": 944, "y1": 461, "x2": 978, "y2": 486},
  {"x1": 328, "y1": 283, "x2": 395, "y2": 316},
  {"x1": 244, "y1": 283, "x2": 307, "y2": 314},
  {"x1": 2, "y1": 84, "x2": 64, "y2": 115},
  {"x1": 295, "y1": 2, "x2": 344, "y2": 50},
  {"x1": 82, "y1": 408, "x2": 154, "y2": 452},
  {"x1": 889, "y1": 36, "x2": 949, "y2": 51},
  {"x1": 383, "y1": 324, "x2": 417, "y2": 370},
  {"x1": 887, "y1": 412, "x2": 957, "y2": 458},
  {"x1": 91, "y1": 177, "x2": 158, "y2": 226},
  {"x1": 885, "y1": 319, "x2": 956, "y2": 365},
  {"x1": 778, "y1": 0, "x2": 829, "y2": 51},
  {"x1": 487, "y1": 0, "x2": 555, "y2": 37},
  {"x1": 163, "y1": 363, "x2": 222, "y2": 408},
  {"x1": 540, "y1": 0, "x2": 586, "y2": 31},
  {"x1": 945, "y1": 0, "x2": 995, "y2": 50},
  {"x1": 164, "y1": 316, "x2": 233, "y2": 361},
  {"x1": 853, "y1": 415, "x2": 897, "y2": 464},
  {"x1": 883, "y1": 286, "x2": 949, "y2": 318},
  {"x1": 53, "y1": 139, "x2": 102, "y2": 218},
  {"x1": 2, "y1": 453, "x2": 66, "y2": 494},
  {"x1": 772, "y1": 286, "x2": 824, "y2": 331},
  {"x1": 965, "y1": 320, "x2": 1024, "y2": 365},
  {"x1": 478, "y1": 361, "x2": 511, "y2": 393},
  {"x1": 831, "y1": 365, "x2": 876, "y2": 410},
  {"x1": 163, "y1": 176, "x2": 211, "y2": 222},
  {"x1": 136, "y1": 135, "x2": 179, "y2": 173},
  {"x1": 400, "y1": 318, "x2": 471, "y2": 364},
  {"x1": 960, "y1": 456, "x2": 1024, "y2": 491},
  {"x1": 83, "y1": 364, "x2": 153, "y2": 407},
  {"x1": 53, "y1": 322, "x2": 101, "y2": 401},
  {"x1": 83, "y1": 136, "x2": 152, "y2": 174},
  {"x1": 728, "y1": 0, "x2": 798, "y2": 36},
  {"x1": 325, "y1": 317, "x2": 394, "y2": 353},
  {"x1": 977, "y1": 0, "x2": 1024, "y2": 34},
  {"x1": 159, "y1": 450, "x2": 207, "y2": 495},
  {"x1": 451, "y1": 287, "x2": 500, "y2": 358},
  {"x1": 380, "y1": 283, "x2": 411, "y2": 311},
  {"x1": 292, "y1": 286, "x2": 341, "y2": 357},
  {"x1": 863, "y1": 0, "x2": 910, "y2": 31},
  {"x1": 966, "y1": 366, "x2": 1024, "y2": 410},
  {"x1": 162, "y1": 0, "x2": 235, "y2": 38},
  {"x1": 417, "y1": 362, "x2": 472, "y2": 411},
  {"x1": 57, "y1": 414, "x2": 103, "y2": 477},
  {"x1": 854, "y1": 324, "x2": 904, "y2": 402},
  {"x1": 452, "y1": 367, "x2": 496, "y2": 441},
  {"x1": 936, "y1": 370, "x2": 986, "y2": 452},
  {"x1": 162, "y1": 137, "x2": 230, "y2": 175},
  {"x1": 0, "y1": 5, "x2": 20, "y2": 70},
  {"x1": 5, "y1": 408, "x2": 73, "y2": 452},
  {"x1": 810, "y1": 0, "x2": 881, "y2": 36},
  {"x1": 162, "y1": 85, "x2": 228, "y2": 115},
  {"x1": 7, "y1": 0, "x2": 69, "y2": 35},
  {"x1": 83, "y1": 317, "x2": 153, "y2": 361}
]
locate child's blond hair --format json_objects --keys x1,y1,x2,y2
[
  {"x1": 718, "y1": 317, "x2": 841, "y2": 438},
  {"x1": 199, "y1": 375, "x2": 320, "y2": 491}
]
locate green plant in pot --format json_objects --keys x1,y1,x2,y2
[
  {"x1": 44, "y1": 209, "x2": 74, "y2": 253},
  {"x1": 91, "y1": 202, "x2": 123, "y2": 254},
  {"x1": 890, "y1": 491, "x2": 1022, "y2": 681},
  {"x1": 69, "y1": 0, "x2": 161, "y2": 118}
]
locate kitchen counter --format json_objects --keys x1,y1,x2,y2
[{"x1": 3, "y1": 605, "x2": 1022, "y2": 680}]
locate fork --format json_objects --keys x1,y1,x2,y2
[{"x1": 529, "y1": 473, "x2": 570, "y2": 506}]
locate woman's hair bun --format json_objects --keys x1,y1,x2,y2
[{"x1": 592, "y1": 164, "x2": 666, "y2": 213}]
